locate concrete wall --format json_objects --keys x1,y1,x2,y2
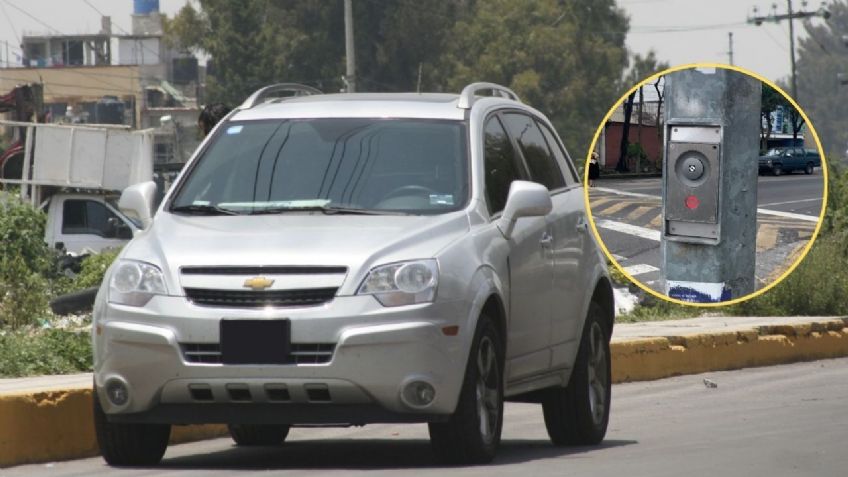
[{"x1": 603, "y1": 122, "x2": 662, "y2": 171}]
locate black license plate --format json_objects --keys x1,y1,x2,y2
[{"x1": 220, "y1": 319, "x2": 290, "y2": 365}]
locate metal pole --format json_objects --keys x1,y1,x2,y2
[
  {"x1": 344, "y1": 0, "x2": 356, "y2": 93},
  {"x1": 788, "y1": 0, "x2": 798, "y2": 100},
  {"x1": 662, "y1": 68, "x2": 761, "y2": 302}
]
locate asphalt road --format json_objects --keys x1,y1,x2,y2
[
  {"x1": 597, "y1": 174, "x2": 824, "y2": 216},
  {"x1": 588, "y1": 174, "x2": 823, "y2": 292},
  {"x1": 6, "y1": 358, "x2": 847, "y2": 476}
]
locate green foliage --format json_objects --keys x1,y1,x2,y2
[
  {"x1": 73, "y1": 249, "x2": 121, "y2": 290},
  {"x1": 622, "y1": 50, "x2": 670, "y2": 87},
  {"x1": 0, "y1": 326, "x2": 92, "y2": 377},
  {"x1": 0, "y1": 195, "x2": 51, "y2": 328},
  {"x1": 729, "y1": 237, "x2": 848, "y2": 316}
]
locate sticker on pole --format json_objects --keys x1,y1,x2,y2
[{"x1": 666, "y1": 281, "x2": 731, "y2": 303}]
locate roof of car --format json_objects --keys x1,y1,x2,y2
[{"x1": 231, "y1": 92, "x2": 499, "y2": 121}]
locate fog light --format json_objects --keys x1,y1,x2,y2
[
  {"x1": 106, "y1": 379, "x2": 129, "y2": 406},
  {"x1": 402, "y1": 381, "x2": 436, "y2": 408}
]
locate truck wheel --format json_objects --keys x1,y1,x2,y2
[
  {"x1": 228, "y1": 424, "x2": 290, "y2": 446},
  {"x1": 772, "y1": 164, "x2": 783, "y2": 176},
  {"x1": 805, "y1": 163, "x2": 814, "y2": 175},
  {"x1": 93, "y1": 388, "x2": 170, "y2": 466},
  {"x1": 429, "y1": 314, "x2": 503, "y2": 464},
  {"x1": 542, "y1": 302, "x2": 611, "y2": 446}
]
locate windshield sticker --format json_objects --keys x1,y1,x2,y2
[
  {"x1": 192, "y1": 200, "x2": 210, "y2": 206},
  {"x1": 226, "y1": 125, "x2": 244, "y2": 135},
  {"x1": 218, "y1": 199, "x2": 332, "y2": 209},
  {"x1": 429, "y1": 194, "x2": 454, "y2": 206}
]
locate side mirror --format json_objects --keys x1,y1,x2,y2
[
  {"x1": 498, "y1": 180, "x2": 552, "y2": 239},
  {"x1": 118, "y1": 181, "x2": 157, "y2": 230}
]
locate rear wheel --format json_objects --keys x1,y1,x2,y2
[
  {"x1": 773, "y1": 164, "x2": 783, "y2": 176},
  {"x1": 93, "y1": 389, "x2": 170, "y2": 466},
  {"x1": 542, "y1": 302, "x2": 611, "y2": 446},
  {"x1": 228, "y1": 424, "x2": 290, "y2": 446},
  {"x1": 805, "y1": 162, "x2": 814, "y2": 175},
  {"x1": 429, "y1": 314, "x2": 503, "y2": 464}
]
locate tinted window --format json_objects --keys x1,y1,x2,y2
[
  {"x1": 483, "y1": 117, "x2": 522, "y2": 214},
  {"x1": 538, "y1": 121, "x2": 579, "y2": 185},
  {"x1": 171, "y1": 119, "x2": 468, "y2": 214},
  {"x1": 62, "y1": 200, "x2": 123, "y2": 236},
  {"x1": 502, "y1": 113, "x2": 566, "y2": 190}
]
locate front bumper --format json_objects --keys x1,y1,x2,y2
[{"x1": 93, "y1": 295, "x2": 470, "y2": 424}]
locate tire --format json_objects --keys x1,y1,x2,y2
[
  {"x1": 772, "y1": 164, "x2": 783, "y2": 176},
  {"x1": 228, "y1": 424, "x2": 290, "y2": 446},
  {"x1": 93, "y1": 388, "x2": 170, "y2": 466},
  {"x1": 542, "y1": 302, "x2": 611, "y2": 446},
  {"x1": 49, "y1": 286, "x2": 98, "y2": 315},
  {"x1": 429, "y1": 314, "x2": 504, "y2": 465},
  {"x1": 805, "y1": 162, "x2": 814, "y2": 175}
]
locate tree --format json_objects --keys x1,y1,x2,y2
[
  {"x1": 618, "y1": 51, "x2": 668, "y2": 172},
  {"x1": 795, "y1": 0, "x2": 848, "y2": 164},
  {"x1": 439, "y1": 0, "x2": 630, "y2": 165},
  {"x1": 760, "y1": 84, "x2": 783, "y2": 152}
]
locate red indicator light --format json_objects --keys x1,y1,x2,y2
[{"x1": 685, "y1": 195, "x2": 700, "y2": 210}]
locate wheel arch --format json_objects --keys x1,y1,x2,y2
[{"x1": 590, "y1": 276, "x2": 615, "y2": 339}]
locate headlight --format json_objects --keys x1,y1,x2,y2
[
  {"x1": 357, "y1": 259, "x2": 438, "y2": 307},
  {"x1": 109, "y1": 260, "x2": 168, "y2": 307}
]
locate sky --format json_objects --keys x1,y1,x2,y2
[{"x1": 0, "y1": 0, "x2": 835, "y2": 87}]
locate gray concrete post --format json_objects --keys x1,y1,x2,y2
[{"x1": 661, "y1": 68, "x2": 761, "y2": 303}]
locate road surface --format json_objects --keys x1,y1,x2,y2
[
  {"x1": 588, "y1": 175, "x2": 823, "y2": 292},
  {"x1": 5, "y1": 358, "x2": 847, "y2": 476}
]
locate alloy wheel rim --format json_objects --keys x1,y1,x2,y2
[
  {"x1": 586, "y1": 322, "x2": 608, "y2": 426},
  {"x1": 475, "y1": 335, "x2": 499, "y2": 444}
]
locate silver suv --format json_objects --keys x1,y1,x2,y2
[{"x1": 93, "y1": 82, "x2": 614, "y2": 466}]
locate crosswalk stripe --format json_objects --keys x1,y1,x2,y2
[
  {"x1": 596, "y1": 201, "x2": 630, "y2": 215},
  {"x1": 624, "y1": 264, "x2": 660, "y2": 276},
  {"x1": 596, "y1": 219, "x2": 661, "y2": 241},
  {"x1": 649, "y1": 213, "x2": 662, "y2": 228},
  {"x1": 626, "y1": 206, "x2": 655, "y2": 222}
]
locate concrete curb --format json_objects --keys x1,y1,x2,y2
[{"x1": 2, "y1": 317, "x2": 847, "y2": 468}]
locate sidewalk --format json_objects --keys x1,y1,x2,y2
[{"x1": 1, "y1": 314, "x2": 847, "y2": 468}]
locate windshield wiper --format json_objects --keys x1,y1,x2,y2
[
  {"x1": 170, "y1": 204, "x2": 241, "y2": 216},
  {"x1": 248, "y1": 205, "x2": 408, "y2": 216}
]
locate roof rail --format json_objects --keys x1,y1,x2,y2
[
  {"x1": 457, "y1": 82, "x2": 520, "y2": 109},
  {"x1": 240, "y1": 83, "x2": 323, "y2": 109}
]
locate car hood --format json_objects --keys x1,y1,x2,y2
[{"x1": 122, "y1": 211, "x2": 470, "y2": 295}]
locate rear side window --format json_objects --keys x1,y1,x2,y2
[
  {"x1": 483, "y1": 117, "x2": 522, "y2": 215},
  {"x1": 538, "y1": 122, "x2": 579, "y2": 185},
  {"x1": 501, "y1": 113, "x2": 566, "y2": 190}
]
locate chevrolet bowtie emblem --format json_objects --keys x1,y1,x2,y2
[{"x1": 243, "y1": 276, "x2": 275, "y2": 290}]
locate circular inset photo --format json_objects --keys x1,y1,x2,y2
[{"x1": 585, "y1": 64, "x2": 826, "y2": 306}]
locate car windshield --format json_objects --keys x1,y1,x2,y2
[
  {"x1": 170, "y1": 118, "x2": 468, "y2": 215},
  {"x1": 765, "y1": 149, "x2": 785, "y2": 157}
]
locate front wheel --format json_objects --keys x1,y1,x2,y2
[
  {"x1": 93, "y1": 389, "x2": 171, "y2": 466},
  {"x1": 542, "y1": 302, "x2": 611, "y2": 446},
  {"x1": 772, "y1": 164, "x2": 783, "y2": 176},
  {"x1": 805, "y1": 162, "x2": 814, "y2": 175},
  {"x1": 429, "y1": 314, "x2": 504, "y2": 464}
]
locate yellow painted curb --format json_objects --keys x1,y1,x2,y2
[
  {"x1": 611, "y1": 319, "x2": 848, "y2": 383},
  {"x1": 0, "y1": 387, "x2": 226, "y2": 468},
  {"x1": 1, "y1": 318, "x2": 847, "y2": 468}
]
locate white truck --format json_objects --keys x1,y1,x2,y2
[{"x1": 0, "y1": 120, "x2": 153, "y2": 254}]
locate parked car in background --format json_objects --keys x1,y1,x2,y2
[
  {"x1": 758, "y1": 146, "x2": 821, "y2": 176},
  {"x1": 92, "y1": 82, "x2": 615, "y2": 466}
]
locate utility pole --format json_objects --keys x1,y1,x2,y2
[
  {"x1": 748, "y1": 1, "x2": 831, "y2": 101},
  {"x1": 727, "y1": 32, "x2": 734, "y2": 66},
  {"x1": 344, "y1": 0, "x2": 356, "y2": 93},
  {"x1": 662, "y1": 68, "x2": 761, "y2": 303}
]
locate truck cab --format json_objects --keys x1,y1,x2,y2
[{"x1": 43, "y1": 193, "x2": 139, "y2": 254}]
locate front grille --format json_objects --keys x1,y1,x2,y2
[
  {"x1": 181, "y1": 266, "x2": 347, "y2": 275},
  {"x1": 184, "y1": 287, "x2": 337, "y2": 308},
  {"x1": 181, "y1": 343, "x2": 335, "y2": 365}
]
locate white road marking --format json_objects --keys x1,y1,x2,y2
[
  {"x1": 760, "y1": 197, "x2": 821, "y2": 207},
  {"x1": 623, "y1": 263, "x2": 660, "y2": 276},
  {"x1": 612, "y1": 254, "x2": 627, "y2": 262},
  {"x1": 594, "y1": 187, "x2": 820, "y2": 223},
  {"x1": 596, "y1": 219, "x2": 661, "y2": 241}
]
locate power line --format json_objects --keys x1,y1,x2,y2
[
  {"x1": 1, "y1": 0, "x2": 61, "y2": 35},
  {"x1": 0, "y1": 1, "x2": 20, "y2": 45}
]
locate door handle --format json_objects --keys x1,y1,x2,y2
[
  {"x1": 540, "y1": 231, "x2": 554, "y2": 247},
  {"x1": 576, "y1": 216, "x2": 589, "y2": 233}
]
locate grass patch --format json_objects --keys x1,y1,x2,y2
[{"x1": 0, "y1": 317, "x2": 92, "y2": 378}]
